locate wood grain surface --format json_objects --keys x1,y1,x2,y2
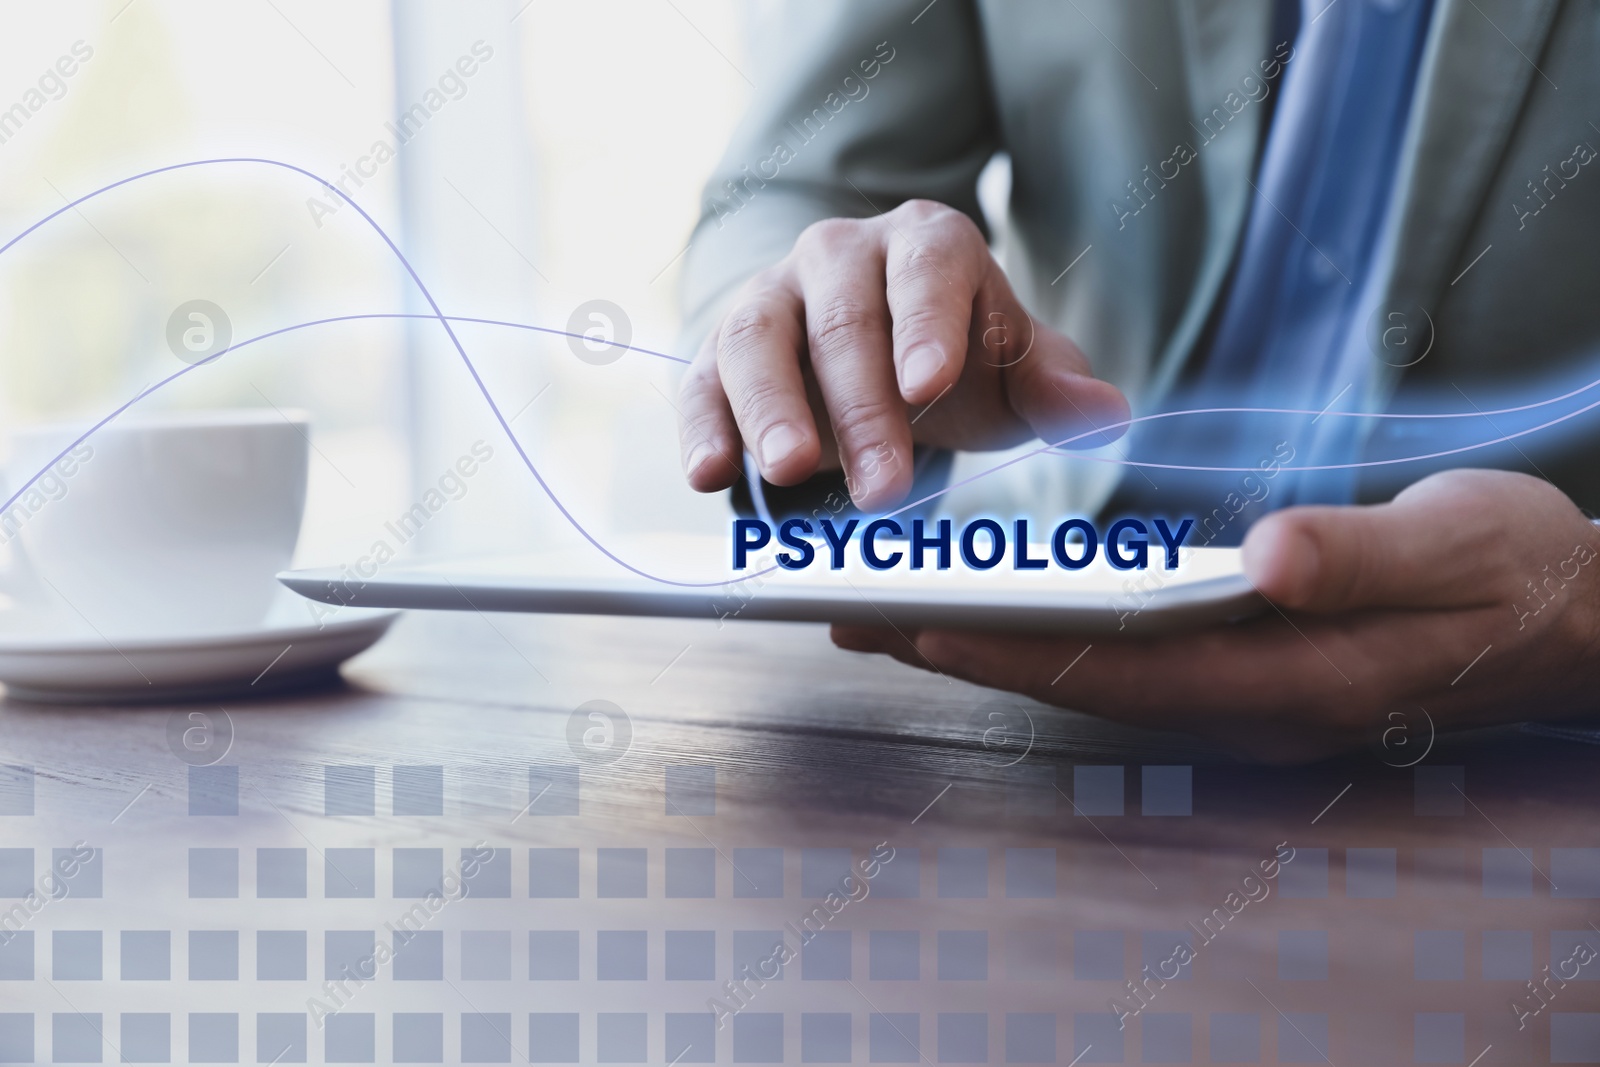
[{"x1": 0, "y1": 610, "x2": 1594, "y2": 1065}]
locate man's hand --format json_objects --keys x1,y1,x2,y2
[
  {"x1": 677, "y1": 200, "x2": 1130, "y2": 511},
  {"x1": 832, "y1": 470, "x2": 1600, "y2": 763}
]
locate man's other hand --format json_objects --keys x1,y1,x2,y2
[{"x1": 833, "y1": 470, "x2": 1600, "y2": 762}]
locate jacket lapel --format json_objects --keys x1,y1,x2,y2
[
  {"x1": 1381, "y1": 0, "x2": 1562, "y2": 311},
  {"x1": 1150, "y1": 0, "x2": 1276, "y2": 396}
]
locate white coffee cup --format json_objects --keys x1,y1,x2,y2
[{"x1": 0, "y1": 410, "x2": 310, "y2": 639}]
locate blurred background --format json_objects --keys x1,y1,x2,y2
[{"x1": 0, "y1": 0, "x2": 768, "y2": 572}]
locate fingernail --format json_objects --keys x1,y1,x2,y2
[
  {"x1": 901, "y1": 346, "x2": 942, "y2": 394},
  {"x1": 684, "y1": 443, "x2": 714, "y2": 478},
  {"x1": 758, "y1": 423, "x2": 805, "y2": 470},
  {"x1": 1284, "y1": 528, "x2": 1321, "y2": 605},
  {"x1": 1251, "y1": 525, "x2": 1320, "y2": 606},
  {"x1": 852, "y1": 456, "x2": 887, "y2": 492},
  {"x1": 832, "y1": 624, "x2": 885, "y2": 652}
]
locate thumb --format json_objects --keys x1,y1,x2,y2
[{"x1": 1241, "y1": 472, "x2": 1519, "y2": 612}]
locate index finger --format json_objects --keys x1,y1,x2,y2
[{"x1": 882, "y1": 202, "x2": 988, "y2": 405}]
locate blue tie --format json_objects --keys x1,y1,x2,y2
[{"x1": 1118, "y1": 0, "x2": 1437, "y2": 527}]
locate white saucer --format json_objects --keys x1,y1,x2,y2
[{"x1": 0, "y1": 592, "x2": 400, "y2": 704}]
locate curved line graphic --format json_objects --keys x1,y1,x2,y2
[
  {"x1": 4, "y1": 158, "x2": 1600, "y2": 587},
  {"x1": 0, "y1": 158, "x2": 737, "y2": 587}
]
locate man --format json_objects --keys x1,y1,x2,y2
[{"x1": 673, "y1": 0, "x2": 1600, "y2": 761}]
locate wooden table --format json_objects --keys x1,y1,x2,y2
[{"x1": 0, "y1": 610, "x2": 1596, "y2": 1065}]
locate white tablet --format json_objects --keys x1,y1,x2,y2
[{"x1": 279, "y1": 534, "x2": 1262, "y2": 634}]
